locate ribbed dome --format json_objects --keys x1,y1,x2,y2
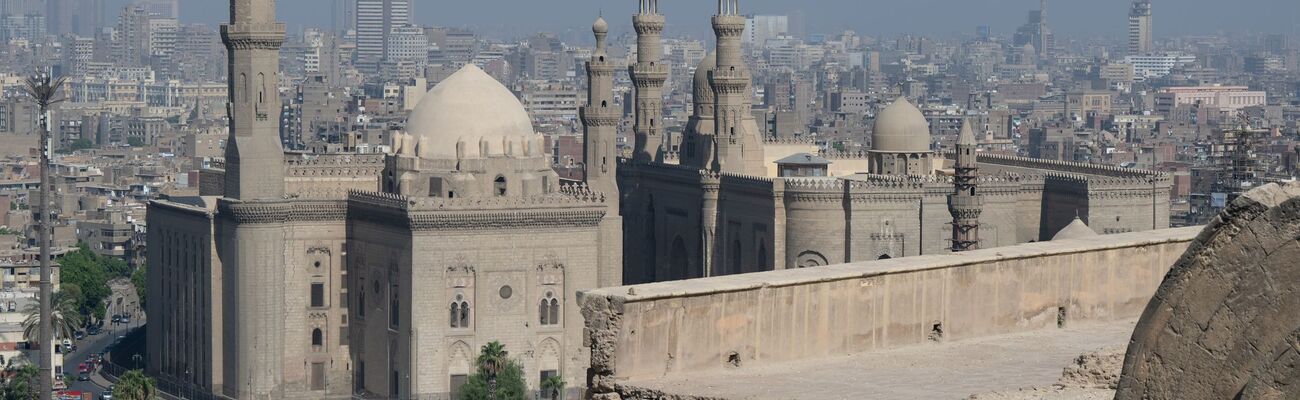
[
  {"x1": 1052, "y1": 217, "x2": 1098, "y2": 241},
  {"x1": 872, "y1": 97, "x2": 931, "y2": 153},
  {"x1": 405, "y1": 64, "x2": 536, "y2": 159},
  {"x1": 693, "y1": 52, "x2": 717, "y2": 108}
]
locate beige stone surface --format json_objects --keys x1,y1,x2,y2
[
  {"x1": 622, "y1": 319, "x2": 1136, "y2": 400},
  {"x1": 1117, "y1": 182, "x2": 1300, "y2": 399},
  {"x1": 582, "y1": 227, "x2": 1199, "y2": 394}
]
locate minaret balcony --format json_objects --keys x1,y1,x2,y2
[
  {"x1": 633, "y1": 15, "x2": 666, "y2": 34},
  {"x1": 580, "y1": 107, "x2": 621, "y2": 127},
  {"x1": 630, "y1": 64, "x2": 669, "y2": 86},
  {"x1": 949, "y1": 195, "x2": 985, "y2": 209},
  {"x1": 221, "y1": 23, "x2": 286, "y2": 49}
]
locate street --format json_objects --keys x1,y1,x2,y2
[{"x1": 62, "y1": 278, "x2": 144, "y2": 398}]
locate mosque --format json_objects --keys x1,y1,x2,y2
[
  {"x1": 617, "y1": 0, "x2": 1172, "y2": 284},
  {"x1": 143, "y1": 0, "x2": 1170, "y2": 398}
]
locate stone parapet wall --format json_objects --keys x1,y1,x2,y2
[{"x1": 581, "y1": 227, "x2": 1202, "y2": 399}]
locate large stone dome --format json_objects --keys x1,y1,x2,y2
[
  {"x1": 405, "y1": 64, "x2": 536, "y2": 159},
  {"x1": 872, "y1": 97, "x2": 932, "y2": 153},
  {"x1": 693, "y1": 52, "x2": 717, "y2": 107}
]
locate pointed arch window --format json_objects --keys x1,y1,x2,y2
[
  {"x1": 311, "y1": 328, "x2": 323, "y2": 347},
  {"x1": 450, "y1": 294, "x2": 471, "y2": 329},
  {"x1": 539, "y1": 292, "x2": 560, "y2": 326}
]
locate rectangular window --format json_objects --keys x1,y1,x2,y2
[
  {"x1": 540, "y1": 370, "x2": 559, "y2": 398},
  {"x1": 311, "y1": 283, "x2": 325, "y2": 308},
  {"x1": 450, "y1": 375, "x2": 468, "y2": 400},
  {"x1": 311, "y1": 362, "x2": 326, "y2": 390}
]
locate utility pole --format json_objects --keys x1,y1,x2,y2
[{"x1": 24, "y1": 71, "x2": 66, "y2": 400}]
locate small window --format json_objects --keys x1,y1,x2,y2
[
  {"x1": 311, "y1": 283, "x2": 325, "y2": 308},
  {"x1": 390, "y1": 284, "x2": 400, "y2": 328},
  {"x1": 312, "y1": 328, "x2": 323, "y2": 347},
  {"x1": 494, "y1": 176, "x2": 507, "y2": 197}
]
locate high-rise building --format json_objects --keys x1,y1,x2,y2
[
  {"x1": 743, "y1": 14, "x2": 787, "y2": 48},
  {"x1": 1013, "y1": 0, "x2": 1053, "y2": 58},
  {"x1": 46, "y1": 0, "x2": 103, "y2": 36},
  {"x1": 142, "y1": 0, "x2": 179, "y2": 18},
  {"x1": 354, "y1": 0, "x2": 412, "y2": 73},
  {"x1": 1128, "y1": 0, "x2": 1153, "y2": 56}
]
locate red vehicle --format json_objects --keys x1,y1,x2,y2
[{"x1": 55, "y1": 390, "x2": 84, "y2": 400}]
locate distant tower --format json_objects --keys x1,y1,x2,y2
[
  {"x1": 630, "y1": 0, "x2": 666, "y2": 163},
  {"x1": 710, "y1": 0, "x2": 759, "y2": 174},
  {"x1": 1128, "y1": 0, "x2": 1153, "y2": 56},
  {"x1": 949, "y1": 119, "x2": 983, "y2": 252},
  {"x1": 354, "y1": 0, "x2": 412, "y2": 73},
  {"x1": 582, "y1": 16, "x2": 620, "y2": 210}
]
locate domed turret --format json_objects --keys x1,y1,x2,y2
[
  {"x1": 692, "y1": 52, "x2": 717, "y2": 114},
  {"x1": 872, "y1": 97, "x2": 932, "y2": 153},
  {"x1": 1052, "y1": 217, "x2": 1098, "y2": 241},
  {"x1": 405, "y1": 64, "x2": 537, "y2": 159},
  {"x1": 592, "y1": 16, "x2": 608, "y2": 34}
]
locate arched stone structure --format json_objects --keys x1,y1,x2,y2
[{"x1": 1117, "y1": 182, "x2": 1300, "y2": 399}]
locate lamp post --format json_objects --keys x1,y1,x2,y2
[{"x1": 23, "y1": 70, "x2": 66, "y2": 400}]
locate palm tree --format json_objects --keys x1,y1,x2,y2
[
  {"x1": 540, "y1": 374, "x2": 564, "y2": 400},
  {"x1": 23, "y1": 71, "x2": 65, "y2": 400},
  {"x1": 22, "y1": 291, "x2": 82, "y2": 345},
  {"x1": 476, "y1": 341, "x2": 509, "y2": 400},
  {"x1": 113, "y1": 369, "x2": 157, "y2": 400}
]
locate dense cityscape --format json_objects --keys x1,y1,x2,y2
[{"x1": 0, "y1": 0, "x2": 1295, "y2": 399}]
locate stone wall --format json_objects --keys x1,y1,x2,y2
[{"x1": 581, "y1": 227, "x2": 1201, "y2": 399}]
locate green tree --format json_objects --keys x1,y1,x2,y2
[
  {"x1": 22, "y1": 290, "x2": 82, "y2": 344},
  {"x1": 540, "y1": 374, "x2": 565, "y2": 400},
  {"x1": 68, "y1": 138, "x2": 94, "y2": 151},
  {"x1": 131, "y1": 264, "x2": 147, "y2": 308},
  {"x1": 0, "y1": 364, "x2": 38, "y2": 400},
  {"x1": 114, "y1": 369, "x2": 157, "y2": 400},
  {"x1": 57, "y1": 244, "x2": 111, "y2": 320},
  {"x1": 127, "y1": 137, "x2": 145, "y2": 147},
  {"x1": 58, "y1": 243, "x2": 132, "y2": 322},
  {"x1": 458, "y1": 341, "x2": 527, "y2": 400}
]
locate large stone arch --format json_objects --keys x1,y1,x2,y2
[{"x1": 1117, "y1": 182, "x2": 1300, "y2": 399}]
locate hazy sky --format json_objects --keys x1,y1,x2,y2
[{"x1": 139, "y1": 0, "x2": 1300, "y2": 40}]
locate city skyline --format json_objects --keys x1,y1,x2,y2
[{"x1": 148, "y1": 0, "x2": 1300, "y2": 39}]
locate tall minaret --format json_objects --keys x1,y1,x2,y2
[
  {"x1": 582, "y1": 16, "x2": 619, "y2": 208},
  {"x1": 710, "y1": 0, "x2": 755, "y2": 174},
  {"x1": 630, "y1": 0, "x2": 666, "y2": 163},
  {"x1": 949, "y1": 119, "x2": 983, "y2": 252},
  {"x1": 583, "y1": 16, "x2": 626, "y2": 288},
  {"x1": 220, "y1": 0, "x2": 290, "y2": 397},
  {"x1": 222, "y1": 0, "x2": 285, "y2": 200}
]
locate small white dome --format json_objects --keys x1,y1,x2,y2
[
  {"x1": 593, "y1": 16, "x2": 609, "y2": 34},
  {"x1": 872, "y1": 97, "x2": 931, "y2": 153},
  {"x1": 405, "y1": 64, "x2": 536, "y2": 159},
  {"x1": 1052, "y1": 217, "x2": 1098, "y2": 241}
]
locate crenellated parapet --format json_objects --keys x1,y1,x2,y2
[
  {"x1": 819, "y1": 150, "x2": 871, "y2": 160},
  {"x1": 975, "y1": 153, "x2": 1167, "y2": 179},
  {"x1": 284, "y1": 154, "x2": 385, "y2": 178}
]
